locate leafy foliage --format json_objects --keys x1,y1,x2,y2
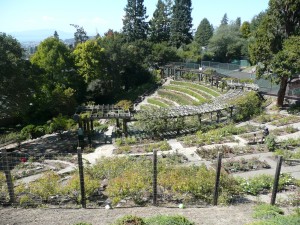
[
  {"x1": 122, "y1": 0, "x2": 148, "y2": 42},
  {"x1": 231, "y1": 91, "x2": 263, "y2": 121},
  {"x1": 149, "y1": 0, "x2": 171, "y2": 43},
  {"x1": 0, "y1": 32, "x2": 32, "y2": 119},
  {"x1": 207, "y1": 24, "x2": 247, "y2": 62},
  {"x1": 249, "y1": 0, "x2": 300, "y2": 106},
  {"x1": 169, "y1": 0, "x2": 193, "y2": 48},
  {"x1": 145, "y1": 215, "x2": 195, "y2": 225},
  {"x1": 194, "y1": 18, "x2": 214, "y2": 47}
]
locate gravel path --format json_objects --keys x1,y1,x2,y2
[{"x1": 0, "y1": 204, "x2": 257, "y2": 225}]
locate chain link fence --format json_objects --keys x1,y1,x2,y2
[{"x1": 167, "y1": 61, "x2": 284, "y2": 96}]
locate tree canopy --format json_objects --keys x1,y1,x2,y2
[
  {"x1": 169, "y1": 0, "x2": 193, "y2": 48},
  {"x1": 148, "y1": 0, "x2": 171, "y2": 43},
  {"x1": 122, "y1": 0, "x2": 149, "y2": 42},
  {"x1": 249, "y1": 0, "x2": 300, "y2": 106},
  {"x1": 194, "y1": 18, "x2": 214, "y2": 48},
  {"x1": 0, "y1": 33, "x2": 32, "y2": 119}
]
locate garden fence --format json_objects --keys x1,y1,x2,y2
[{"x1": 0, "y1": 146, "x2": 289, "y2": 208}]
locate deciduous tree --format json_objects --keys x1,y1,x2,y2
[
  {"x1": 249, "y1": 0, "x2": 300, "y2": 106},
  {"x1": 0, "y1": 33, "x2": 32, "y2": 119}
]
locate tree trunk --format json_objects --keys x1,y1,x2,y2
[{"x1": 277, "y1": 76, "x2": 288, "y2": 107}]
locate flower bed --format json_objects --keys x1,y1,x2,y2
[
  {"x1": 114, "y1": 140, "x2": 171, "y2": 154},
  {"x1": 196, "y1": 145, "x2": 268, "y2": 161},
  {"x1": 270, "y1": 115, "x2": 300, "y2": 126},
  {"x1": 222, "y1": 157, "x2": 271, "y2": 173}
]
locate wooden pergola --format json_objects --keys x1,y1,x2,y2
[{"x1": 161, "y1": 63, "x2": 226, "y2": 87}]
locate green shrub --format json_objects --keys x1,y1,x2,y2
[
  {"x1": 237, "y1": 173, "x2": 297, "y2": 196},
  {"x1": 237, "y1": 175, "x2": 273, "y2": 195},
  {"x1": 158, "y1": 164, "x2": 240, "y2": 204},
  {"x1": 115, "y1": 138, "x2": 123, "y2": 147},
  {"x1": 106, "y1": 165, "x2": 152, "y2": 205},
  {"x1": 20, "y1": 124, "x2": 36, "y2": 139},
  {"x1": 253, "y1": 204, "x2": 284, "y2": 219},
  {"x1": 145, "y1": 215, "x2": 195, "y2": 225},
  {"x1": 116, "y1": 145, "x2": 131, "y2": 154},
  {"x1": 28, "y1": 171, "x2": 61, "y2": 201},
  {"x1": 63, "y1": 174, "x2": 99, "y2": 203},
  {"x1": 248, "y1": 204, "x2": 300, "y2": 225},
  {"x1": 232, "y1": 91, "x2": 263, "y2": 122},
  {"x1": 19, "y1": 194, "x2": 39, "y2": 208},
  {"x1": 0, "y1": 132, "x2": 25, "y2": 144},
  {"x1": 265, "y1": 135, "x2": 276, "y2": 151},
  {"x1": 113, "y1": 215, "x2": 145, "y2": 225},
  {"x1": 115, "y1": 100, "x2": 133, "y2": 110},
  {"x1": 49, "y1": 114, "x2": 76, "y2": 133}
]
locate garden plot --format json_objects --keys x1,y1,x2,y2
[
  {"x1": 221, "y1": 157, "x2": 271, "y2": 174},
  {"x1": 239, "y1": 126, "x2": 299, "y2": 143},
  {"x1": 113, "y1": 140, "x2": 171, "y2": 154},
  {"x1": 196, "y1": 145, "x2": 268, "y2": 161},
  {"x1": 11, "y1": 159, "x2": 75, "y2": 180}
]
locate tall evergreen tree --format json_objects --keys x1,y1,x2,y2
[
  {"x1": 220, "y1": 13, "x2": 228, "y2": 26},
  {"x1": 235, "y1": 17, "x2": 241, "y2": 28},
  {"x1": 53, "y1": 30, "x2": 59, "y2": 39},
  {"x1": 169, "y1": 0, "x2": 193, "y2": 48},
  {"x1": 122, "y1": 0, "x2": 148, "y2": 42},
  {"x1": 240, "y1": 21, "x2": 251, "y2": 38},
  {"x1": 194, "y1": 18, "x2": 214, "y2": 47},
  {"x1": 149, "y1": 0, "x2": 172, "y2": 43},
  {"x1": 70, "y1": 24, "x2": 89, "y2": 46}
]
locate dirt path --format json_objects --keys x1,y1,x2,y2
[{"x1": 0, "y1": 203, "x2": 257, "y2": 225}]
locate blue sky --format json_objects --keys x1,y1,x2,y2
[{"x1": 0, "y1": 0, "x2": 269, "y2": 36}]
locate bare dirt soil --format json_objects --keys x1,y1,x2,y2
[{"x1": 0, "y1": 203, "x2": 260, "y2": 225}]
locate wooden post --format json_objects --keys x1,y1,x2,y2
[
  {"x1": 78, "y1": 118, "x2": 82, "y2": 128},
  {"x1": 122, "y1": 119, "x2": 128, "y2": 137},
  {"x1": 271, "y1": 156, "x2": 283, "y2": 205},
  {"x1": 1, "y1": 149, "x2": 15, "y2": 204},
  {"x1": 83, "y1": 117, "x2": 87, "y2": 132},
  {"x1": 229, "y1": 107, "x2": 233, "y2": 121},
  {"x1": 213, "y1": 152, "x2": 222, "y2": 206},
  {"x1": 153, "y1": 149, "x2": 158, "y2": 206},
  {"x1": 77, "y1": 147, "x2": 86, "y2": 208},
  {"x1": 90, "y1": 118, "x2": 94, "y2": 131},
  {"x1": 86, "y1": 118, "x2": 91, "y2": 147},
  {"x1": 216, "y1": 111, "x2": 220, "y2": 123},
  {"x1": 198, "y1": 114, "x2": 202, "y2": 128}
]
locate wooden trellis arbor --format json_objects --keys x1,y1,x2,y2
[
  {"x1": 74, "y1": 104, "x2": 134, "y2": 136},
  {"x1": 161, "y1": 63, "x2": 226, "y2": 87}
]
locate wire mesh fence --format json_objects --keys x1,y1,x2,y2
[
  {"x1": 169, "y1": 61, "x2": 300, "y2": 98},
  {"x1": 1, "y1": 127, "x2": 294, "y2": 209},
  {"x1": 1, "y1": 140, "x2": 239, "y2": 209}
]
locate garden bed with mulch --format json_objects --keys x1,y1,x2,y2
[
  {"x1": 222, "y1": 157, "x2": 271, "y2": 173},
  {"x1": 196, "y1": 145, "x2": 268, "y2": 161}
]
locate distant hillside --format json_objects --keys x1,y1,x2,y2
[{"x1": 8, "y1": 29, "x2": 73, "y2": 42}]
